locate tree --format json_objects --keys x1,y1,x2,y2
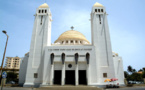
[
  {"x1": 127, "y1": 65, "x2": 133, "y2": 74},
  {"x1": 131, "y1": 73, "x2": 142, "y2": 81},
  {"x1": 142, "y1": 71, "x2": 145, "y2": 78},
  {"x1": 132, "y1": 69, "x2": 136, "y2": 73},
  {"x1": 138, "y1": 69, "x2": 143, "y2": 72},
  {"x1": 124, "y1": 71, "x2": 129, "y2": 78},
  {"x1": 142, "y1": 68, "x2": 145, "y2": 71}
]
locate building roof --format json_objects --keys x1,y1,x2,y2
[
  {"x1": 39, "y1": 3, "x2": 49, "y2": 8},
  {"x1": 93, "y1": 2, "x2": 104, "y2": 7},
  {"x1": 112, "y1": 51, "x2": 119, "y2": 56},
  {"x1": 6, "y1": 56, "x2": 21, "y2": 59},
  {"x1": 137, "y1": 71, "x2": 143, "y2": 74},
  {"x1": 55, "y1": 30, "x2": 90, "y2": 43}
]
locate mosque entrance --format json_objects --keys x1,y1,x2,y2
[
  {"x1": 54, "y1": 70, "x2": 61, "y2": 85},
  {"x1": 79, "y1": 70, "x2": 87, "y2": 85},
  {"x1": 65, "y1": 70, "x2": 75, "y2": 85}
]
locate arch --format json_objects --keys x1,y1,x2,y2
[
  {"x1": 45, "y1": 10, "x2": 47, "y2": 13},
  {"x1": 42, "y1": 10, "x2": 44, "y2": 13},
  {"x1": 62, "y1": 41, "x2": 64, "y2": 44},
  {"x1": 86, "y1": 53, "x2": 90, "y2": 64},
  {"x1": 98, "y1": 9, "x2": 100, "y2": 12},
  {"x1": 38, "y1": 10, "x2": 41, "y2": 13},
  {"x1": 101, "y1": 9, "x2": 103, "y2": 12},
  {"x1": 75, "y1": 53, "x2": 79, "y2": 64},
  {"x1": 61, "y1": 53, "x2": 65, "y2": 64},
  {"x1": 66, "y1": 40, "x2": 68, "y2": 43},
  {"x1": 71, "y1": 40, "x2": 73, "y2": 43},
  {"x1": 50, "y1": 53, "x2": 54, "y2": 65}
]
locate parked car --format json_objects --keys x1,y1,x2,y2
[
  {"x1": 7, "y1": 81, "x2": 15, "y2": 84},
  {"x1": 128, "y1": 81, "x2": 144, "y2": 84}
]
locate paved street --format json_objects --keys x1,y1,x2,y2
[
  {"x1": 1, "y1": 86, "x2": 103, "y2": 90},
  {"x1": 0, "y1": 87, "x2": 33, "y2": 90},
  {"x1": 106, "y1": 87, "x2": 145, "y2": 90},
  {"x1": 1, "y1": 86, "x2": 145, "y2": 90}
]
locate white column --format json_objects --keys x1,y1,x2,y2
[
  {"x1": 61, "y1": 64, "x2": 65, "y2": 85},
  {"x1": 63, "y1": 40, "x2": 66, "y2": 45},
  {"x1": 68, "y1": 40, "x2": 70, "y2": 44},
  {"x1": 87, "y1": 64, "x2": 89, "y2": 85},
  {"x1": 75, "y1": 64, "x2": 78, "y2": 85},
  {"x1": 50, "y1": 65, "x2": 54, "y2": 85},
  {"x1": 78, "y1": 40, "x2": 80, "y2": 44},
  {"x1": 73, "y1": 40, "x2": 75, "y2": 45}
]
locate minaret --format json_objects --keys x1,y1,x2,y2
[
  {"x1": 24, "y1": 3, "x2": 52, "y2": 87},
  {"x1": 91, "y1": 2, "x2": 116, "y2": 82}
]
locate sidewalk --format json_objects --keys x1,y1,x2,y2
[{"x1": 105, "y1": 86, "x2": 145, "y2": 90}]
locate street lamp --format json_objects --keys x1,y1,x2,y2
[{"x1": 0, "y1": 30, "x2": 9, "y2": 76}]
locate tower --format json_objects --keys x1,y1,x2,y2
[
  {"x1": 91, "y1": 2, "x2": 116, "y2": 83},
  {"x1": 24, "y1": 3, "x2": 52, "y2": 87}
]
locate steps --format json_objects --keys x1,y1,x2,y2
[{"x1": 35, "y1": 86, "x2": 103, "y2": 90}]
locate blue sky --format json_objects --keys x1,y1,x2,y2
[{"x1": 0, "y1": 0, "x2": 145, "y2": 71}]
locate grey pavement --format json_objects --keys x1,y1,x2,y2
[
  {"x1": 1, "y1": 87, "x2": 33, "y2": 90},
  {"x1": 1, "y1": 87, "x2": 145, "y2": 90},
  {"x1": 106, "y1": 87, "x2": 145, "y2": 90}
]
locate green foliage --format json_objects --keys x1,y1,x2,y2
[
  {"x1": 142, "y1": 71, "x2": 145, "y2": 78},
  {"x1": 131, "y1": 73, "x2": 142, "y2": 81},
  {"x1": 126, "y1": 73, "x2": 143, "y2": 81},
  {"x1": 138, "y1": 69, "x2": 143, "y2": 72},
  {"x1": 132, "y1": 69, "x2": 136, "y2": 73},
  {"x1": 124, "y1": 71, "x2": 129, "y2": 78},
  {"x1": 125, "y1": 65, "x2": 145, "y2": 81},
  {"x1": 142, "y1": 68, "x2": 145, "y2": 71},
  {"x1": 127, "y1": 65, "x2": 133, "y2": 74}
]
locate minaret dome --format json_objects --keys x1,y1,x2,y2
[
  {"x1": 39, "y1": 3, "x2": 49, "y2": 8},
  {"x1": 93, "y1": 2, "x2": 104, "y2": 7}
]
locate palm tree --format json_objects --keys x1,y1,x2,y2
[
  {"x1": 142, "y1": 71, "x2": 145, "y2": 78},
  {"x1": 138, "y1": 69, "x2": 143, "y2": 72},
  {"x1": 142, "y1": 68, "x2": 145, "y2": 71},
  {"x1": 124, "y1": 71, "x2": 129, "y2": 78},
  {"x1": 127, "y1": 65, "x2": 133, "y2": 74},
  {"x1": 132, "y1": 69, "x2": 136, "y2": 73}
]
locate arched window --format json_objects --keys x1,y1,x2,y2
[
  {"x1": 75, "y1": 53, "x2": 79, "y2": 64},
  {"x1": 71, "y1": 40, "x2": 73, "y2": 43},
  {"x1": 42, "y1": 10, "x2": 44, "y2": 13},
  {"x1": 61, "y1": 53, "x2": 65, "y2": 64},
  {"x1": 50, "y1": 53, "x2": 54, "y2": 65},
  {"x1": 86, "y1": 53, "x2": 90, "y2": 64},
  {"x1": 45, "y1": 10, "x2": 47, "y2": 13},
  {"x1": 98, "y1": 9, "x2": 100, "y2": 12},
  {"x1": 95, "y1": 9, "x2": 97, "y2": 12},
  {"x1": 66, "y1": 41, "x2": 68, "y2": 43},
  {"x1": 39, "y1": 10, "x2": 41, "y2": 13},
  {"x1": 99, "y1": 15, "x2": 101, "y2": 24},
  {"x1": 40, "y1": 16, "x2": 43, "y2": 25}
]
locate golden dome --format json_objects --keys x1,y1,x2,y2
[
  {"x1": 39, "y1": 3, "x2": 49, "y2": 8},
  {"x1": 55, "y1": 30, "x2": 90, "y2": 43},
  {"x1": 93, "y1": 2, "x2": 103, "y2": 7}
]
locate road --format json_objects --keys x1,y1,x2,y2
[
  {"x1": 1, "y1": 87, "x2": 145, "y2": 90},
  {"x1": 1, "y1": 87, "x2": 33, "y2": 90},
  {"x1": 106, "y1": 87, "x2": 145, "y2": 90}
]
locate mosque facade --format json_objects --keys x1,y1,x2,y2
[{"x1": 19, "y1": 2, "x2": 124, "y2": 87}]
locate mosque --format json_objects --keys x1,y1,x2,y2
[{"x1": 19, "y1": 2, "x2": 124, "y2": 87}]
